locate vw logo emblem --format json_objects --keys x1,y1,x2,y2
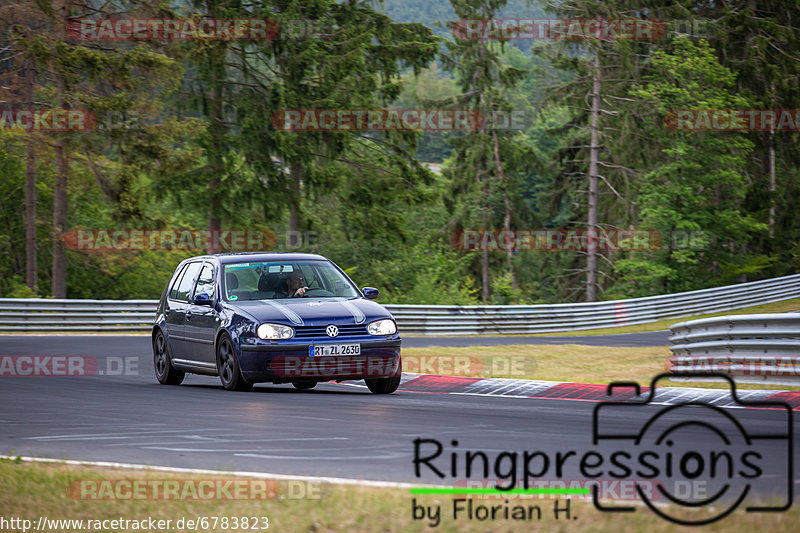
[{"x1": 326, "y1": 325, "x2": 339, "y2": 337}]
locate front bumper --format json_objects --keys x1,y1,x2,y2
[{"x1": 239, "y1": 338, "x2": 401, "y2": 383}]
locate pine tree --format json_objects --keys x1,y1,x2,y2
[
  {"x1": 536, "y1": 0, "x2": 658, "y2": 301},
  {"x1": 231, "y1": 0, "x2": 439, "y2": 243},
  {"x1": 619, "y1": 37, "x2": 764, "y2": 292},
  {"x1": 439, "y1": 0, "x2": 527, "y2": 302},
  {"x1": 8, "y1": 0, "x2": 185, "y2": 296}
]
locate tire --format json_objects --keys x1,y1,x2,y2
[
  {"x1": 292, "y1": 381, "x2": 317, "y2": 390},
  {"x1": 153, "y1": 330, "x2": 185, "y2": 385},
  {"x1": 216, "y1": 333, "x2": 252, "y2": 392},
  {"x1": 364, "y1": 356, "x2": 402, "y2": 394}
]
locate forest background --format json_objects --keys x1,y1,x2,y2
[{"x1": 1, "y1": 0, "x2": 797, "y2": 304}]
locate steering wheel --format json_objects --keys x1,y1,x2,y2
[{"x1": 301, "y1": 287, "x2": 334, "y2": 297}]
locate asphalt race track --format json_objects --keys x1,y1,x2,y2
[{"x1": 1, "y1": 334, "x2": 797, "y2": 504}]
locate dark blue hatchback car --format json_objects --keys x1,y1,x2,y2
[{"x1": 152, "y1": 253, "x2": 402, "y2": 393}]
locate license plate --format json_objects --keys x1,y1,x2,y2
[{"x1": 309, "y1": 344, "x2": 361, "y2": 356}]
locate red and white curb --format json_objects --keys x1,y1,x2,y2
[{"x1": 345, "y1": 373, "x2": 800, "y2": 409}]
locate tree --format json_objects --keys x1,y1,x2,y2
[
  {"x1": 439, "y1": 0, "x2": 527, "y2": 302},
  {"x1": 617, "y1": 37, "x2": 764, "y2": 293},
  {"x1": 535, "y1": 0, "x2": 661, "y2": 301},
  {"x1": 696, "y1": 0, "x2": 800, "y2": 277},
  {"x1": 232, "y1": 0, "x2": 440, "y2": 241},
  {"x1": 1, "y1": 2, "x2": 46, "y2": 293},
  {"x1": 8, "y1": 0, "x2": 186, "y2": 296}
]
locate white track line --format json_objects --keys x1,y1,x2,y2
[
  {"x1": 1, "y1": 455, "x2": 741, "y2": 508},
  {"x1": 0, "y1": 455, "x2": 433, "y2": 489}
]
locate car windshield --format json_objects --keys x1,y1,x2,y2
[{"x1": 222, "y1": 260, "x2": 360, "y2": 301}]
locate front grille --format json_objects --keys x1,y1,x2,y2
[{"x1": 292, "y1": 324, "x2": 368, "y2": 339}]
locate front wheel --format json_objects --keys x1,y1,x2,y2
[
  {"x1": 365, "y1": 375, "x2": 401, "y2": 394},
  {"x1": 217, "y1": 333, "x2": 252, "y2": 392},
  {"x1": 153, "y1": 330, "x2": 184, "y2": 385},
  {"x1": 364, "y1": 357, "x2": 402, "y2": 394}
]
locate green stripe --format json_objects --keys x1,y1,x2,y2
[{"x1": 410, "y1": 487, "x2": 589, "y2": 495}]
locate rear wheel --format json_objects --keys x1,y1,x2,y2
[
  {"x1": 217, "y1": 333, "x2": 252, "y2": 392},
  {"x1": 292, "y1": 381, "x2": 317, "y2": 390},
  {"x1": 153, "y1": 330, "x2": 184, "y2": 385},
  {"x1": 364, "y1": 356, "x2": 402, "y2": 394}
]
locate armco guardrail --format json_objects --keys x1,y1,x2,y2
[
  {"x1": 0, "y1": 299, "x2": 158, "y2": 332},
  {"x1": 386, "y1": 273, "x2": 800, "y2": 335},
  {"x1": 667, "y1": 314, "x2": 800, "y2": 382},
  {"x1": 0, "y1": 273, "x2": 798, "y2": 334}
]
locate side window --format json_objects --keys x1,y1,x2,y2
[
  {"x1": 168, "y1": 264, "x2": 189, "y2": 300},
  {"x1": 173, "y1": 262, "x2": 203, "y2": 302},
  {"x1": 194, "y1": 263, "x2": 215, "y2": 299}
]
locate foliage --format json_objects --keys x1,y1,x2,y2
[
  {"x1": 610, "y1": 38, "x2": 765, "y2": 296},
  {"x1": 0, "y1": 0, "x2": 798, "y2": 303}
]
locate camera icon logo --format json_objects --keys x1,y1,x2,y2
[{"x1": 592, "y1": 373, "x2": 794, "y2": 525}]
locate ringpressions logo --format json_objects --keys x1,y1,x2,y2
[{"x1": 411, "y1": 373, "x2": 793, "y2": 526}]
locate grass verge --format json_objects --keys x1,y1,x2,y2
[{"x1": 0, "y1": 460, "x2": 796, "y2": 533}]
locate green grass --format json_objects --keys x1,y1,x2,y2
[{"x1": 1, "y1": 460, "x2": 797, "y2": 533}]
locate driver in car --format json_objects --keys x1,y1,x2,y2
[{"x1": 285, "y1": 270, "x2": 309, "y2": 297}]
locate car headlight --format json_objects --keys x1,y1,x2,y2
[
  {"x1": 257, "y1": 323, "x2": 294, "y2": 340},
  {"x1": 368, "y1": 319, "x2": 397, "y2": 336}
]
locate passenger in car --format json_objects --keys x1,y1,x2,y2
[
  {"x1": 256, "y1": 272, "x2": 281, "y2": 299},
  {"x1": 225, "y1": 272, "x2": 239, "y2": 297}
]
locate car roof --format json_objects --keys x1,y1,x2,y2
[{"x1": 183, "y1": 252, "x2": 329, "y2": 265}]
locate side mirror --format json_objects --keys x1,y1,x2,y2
[
  {"x1": 193, "y1": 292, "x2": 213, "y2": 306},
  {"x1": 362, "y1": 287, "x2": 379, "y2": 300}
]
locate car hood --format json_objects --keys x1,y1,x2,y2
[{"x1": 231, "y1": 297, "x2": 392, "y2": 327}]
